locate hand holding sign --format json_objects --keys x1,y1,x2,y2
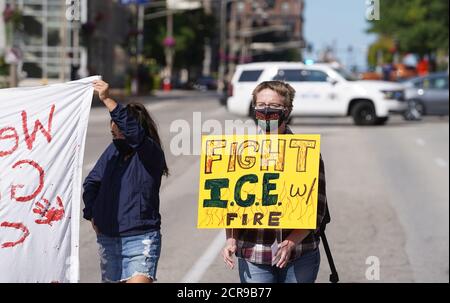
[
  {"x1": 221, "y1": 238, "x2": 237, "y2": 269},
  {"x1": 274, "y1": 240, "x2": 295, "y2": 268},
  {"x1": 93, "y1": 80, "x2": 118, "y2": 112},
  {"x1": 93, "y1": 80, "x2": 110, "y2": 102}
]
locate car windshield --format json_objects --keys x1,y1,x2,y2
[
  {"x1": 333, "y1": 68, "x2": 357, "y2": 81},
  {"x1": 238, "y1": 70, "x2": 263, "y2": 82}
]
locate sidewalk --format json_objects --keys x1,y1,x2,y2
[{"x1": 95, "y1": 89, "x2": 222, "y2": 107}]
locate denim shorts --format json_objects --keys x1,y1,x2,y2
[
  {"x1": 96, "y1": 230, "x2": 162, "y2": 283},
  {"x1": 238, "y1": 248, "x2": 320, "y2": 283}
]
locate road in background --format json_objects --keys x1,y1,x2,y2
[{"x1": 80, "y1": 91, "x2": 449, "y2": 283}]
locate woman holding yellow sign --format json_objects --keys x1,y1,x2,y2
[{"x1": 221, "y1": 81, "x2": 329, "y2": 283}]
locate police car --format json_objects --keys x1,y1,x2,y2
[{"x1": 226, "y1": 62, "x2": 407, "y2": 125}]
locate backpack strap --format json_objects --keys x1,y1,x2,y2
[{"x1": 320, "y1": 204, "x2": 339, "y2": 283}]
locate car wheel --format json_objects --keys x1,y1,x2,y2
[
  {"x1": 351, "y1": 101, "x2": 377, "y2": 126},
  {"x1": 403, "y1": 100, "x2": 425, "y2": 121},
  {"x1": 375, "y1": 117, "x2": 389, "y2": 125}
]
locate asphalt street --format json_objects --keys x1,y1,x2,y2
[{"x1": 79, "y1": 91, "x2": 449, "y2": 283}]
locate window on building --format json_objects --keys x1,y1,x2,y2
[
  {"x1": 282, "y1": 2, "x2": 290, "y2": 13},
  {"x1": 266, "y1": 0, "x2": 276, "y2": 9}
]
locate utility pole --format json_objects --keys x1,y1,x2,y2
[
  {"x1": 164, "y1": 8, "x2": 174, "y2": 90},
  {"x1": 217, "y1": 0, "x2": 227, "y2": 92},
  {"x1": 59, "y1": 0, "x2": 68, "y2": 82},
  {"x1": 137, "y1": 4, "x2": 145, "y2": 63},
  {"x1": 42, "y1": 0, "x2": 48, "y2": 81},
  {"x1": 202, "y1": 0, "x2": 212, "y2": 77},
  {"x1": 8, "y1": 0, "x2": 18, "y2": 87},
  {"x1": 8, "y1": 58, "x2": 18, "y2": 88},
  {"x1": 72, "y1": 2, "x2": 80, "y2": 80},
  {"x1": 238, "y1": 0, "x2": 249, "y2": 64},
  {"x1": 79, "y1": 0, "x2": 88, "y2": 79},
  {"x1": 227, "y1": 0, "x2": 237, "y2": 82},
  {"x1": 132, "y1": 3, "x2": 145, "y2": 94}
]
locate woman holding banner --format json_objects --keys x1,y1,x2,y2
[
  {"x1": 221, "y1": 81, "x2": 328, "y2": 283},
  {"x1": 83, "y1": 80, "x2": 169, "y2": 283}
]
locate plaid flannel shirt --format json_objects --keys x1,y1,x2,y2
[{"x1": 235, "y1": 128, "x2": 328, "y2": 265}]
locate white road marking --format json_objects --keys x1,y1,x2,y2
[
  {"x1": 434, "y1": 158, "x2": 448, "y2": 168},
  {"x1": 181, "y1": 230, "x2": 225, "y2": 283},
  {"x1": 144, "y1": 100, "x2": 180, "y2": 112},
  {"x1": 415, "y1": 138, "x2": 426, "y2": 146},
  {"x1": 88, "y1": 100, "x2": 181, "y2": 123},
  {"x1": 414, "y1": 139, "x2": 448, "y2": 168}
]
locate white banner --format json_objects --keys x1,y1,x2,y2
[{"x1": 0, "y1": 76, "x2": 99, "y2": 283}]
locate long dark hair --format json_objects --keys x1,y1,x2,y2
[{"x1": 126, "y1": 102, "x2": 169, "y2": 176}]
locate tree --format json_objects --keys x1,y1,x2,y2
[
  {"x1": 367, "y1": 0, "x2": 449, "y2": 57},
  {"x1": 141, "y1": 6, "x2": 216, "y2": 78},
  {"x1": 367, "y1": 36, "x2": 396, "y2": 69}
]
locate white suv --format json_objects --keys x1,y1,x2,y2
[{"x1": 226, "y1": 62, "x2": 407, "y2": 125}]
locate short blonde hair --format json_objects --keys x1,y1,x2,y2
[{"x1": 252, "y1": 81, "x2": 296, "y2": 110}]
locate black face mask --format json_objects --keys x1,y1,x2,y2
[
  {"x1": 113, "y1": 139, "x2": 134, "y2": 155},
  {"x1": 254, "y1": 107, "x2": 288, "y2": 134}
]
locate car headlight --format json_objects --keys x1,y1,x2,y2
[{"x1": 381, "y1": 90, "x2": 405, "y2": 101}]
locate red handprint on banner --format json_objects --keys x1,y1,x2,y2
[{"x1": 32, "y1": 196, "x2": 65, "y2": 226}]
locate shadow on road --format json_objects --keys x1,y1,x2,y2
[
  {"x1": 91, "y1": 90, "x2": 222, "y2": 108},
  {"x1": 289, "y1": 116, "x2": 448, "y2": 128}
]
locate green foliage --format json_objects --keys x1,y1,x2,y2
[
  {"x1": 367, "y1": 0, "x2": 449, "y2": 56},
  {"x1": 143, "y1": 7, "x2": 217, "y2": 71},
  {"x1": 0, "y1": 56, "x2": 9, "y2": 76},
  {"x1": 367, "y1": 36, "x2": 395, "y2": 68}
]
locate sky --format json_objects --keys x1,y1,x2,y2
[{"x1": 303, "y1": 0, "x2": 378, "y2": 71}]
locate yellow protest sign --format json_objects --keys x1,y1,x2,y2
[{"x1": 197, "y1": 134, "x2": 321, "y2": 229}]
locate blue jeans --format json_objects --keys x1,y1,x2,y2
[
  {"x1": 238, "y1": 249, "x2": 320, "y2": 283},
  {"x1": 97, "y1": 230, "x2": 161, "y2": 283}
]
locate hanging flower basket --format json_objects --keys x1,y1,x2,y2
[
  {"x1": 163, "y1": 36, "x2": 176, "y2": 48},
  {"x1": 3, "y1": 4, "x2": 23, "y2": 29}
]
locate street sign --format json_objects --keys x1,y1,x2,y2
[
  {"x1": 167, "y1": 0, "x2": 201, "y2": 10},
  {"x1": 120, "y1": 0, "x2": 150, "y2": 5}
]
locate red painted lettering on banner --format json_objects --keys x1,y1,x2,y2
[
  {"x1": 0, "y1": 222, "x2": 30, "y2": 248},
  {"x1": 10, "y1": 160, "x2": 45, "y2": 202},
  {"x1": 21, "y1": 104, "x2": 55, "y2": 150},
  {"x1": 0, "y1": 127, "x2": 19, "y2": 157}
]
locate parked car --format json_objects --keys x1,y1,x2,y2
[
  {"x1": 402, "y1": 72, "x2": 449, "y2": 120},
  {"x1": 227, "y1": 62, "x2": 407, "y2": 125},
  {"x1": 218, "y1": 81, "x2": 230, "y2": 106},
  {"x1": 193, "y1": 76, "x2": 218, "y2": 91}
]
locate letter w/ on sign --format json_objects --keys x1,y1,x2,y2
[{"x1": 197, "y1": 134, "x2": 321, "y2": 229}]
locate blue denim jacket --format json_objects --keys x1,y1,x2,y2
[{"x1": 83, "y1": 104, "x2": 166, "y2": 236}]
